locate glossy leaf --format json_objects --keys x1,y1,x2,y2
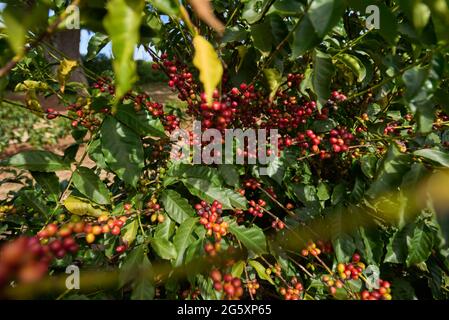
[
  {"x1": 160, "y1": 190, "x2": 195, "y2": 224},
  {"x1": 86, "y1": 32, "x2": 109, "y2": 61},
  {"x1": 312, "y1": 50, "x2": 335, "y2": 106},
  {"x1": 150, "y1": 237, "x2": 177, "y2": 260},
  {"x1": 249, "y1": 260, "x2": 275, "y2": 285},
  {"x1": 183, "y1": 178, "x2": 247, "y2": 210},
  {"x1": 1, "y1": 151, "x2": 70, "y2": 172},
  {"x1": 72, "y1": 167, "x2": 110, "y2": 205},
  {"x1": 308, "y1": 0, "x2": 344, "y2": 38},
  {"x1": 173, "y1": 217, "x2": 198, "y2": 266},
  {"x1": 414, "y1": 149, "x2": 449, "y2": 168},
  {"x1": 226, "y1": 219, "x2": 267, "y2": 255},
  {"x1": 101, "y1": 116, "x2": 144, "y2": 187}
]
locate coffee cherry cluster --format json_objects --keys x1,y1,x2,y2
[
  {"x1": 38, "y1": 215, "x2": 128, "y2": 253},
  {"x1": 336, "y1": 253, "x2": 366, "y2": 281},
  {"x1": 322, "y1": 275, "x2": 345, "y2": 295},
  {"x1": 266, "y1": 263, "x2": 282, "y2": 277},
  {"x1": 328, "y1": 127, "x2": 354, "y2": 153},
  {"x1": 195, "y1": 200, "x2": 228, "y2": 241},
  {"x1": 246, "y1": 279, "x2": 260, "y2": 295},
  {"x1": 181, "y1": 287, "x2": 201, "y2": 300},
  {"x1": 66, "y1": 102, "x2": 105, "y2": 130},
  {"x1": 134, "y1": 93, "x2": 179, "y2": 132},
  {"x1": 301, "y1": 240, "x2": 333, "y2": 257},
  {"x1": 45, "y1": 108, "x2": 60, "y2": 120},
  {"x1": 243, "y1": 178, "x2": 261, "y2": 191},
  {"x1": 279, "y1": 277, "x2": 303, "y2": 300},
  {"x1": 144, "y1": 200, "x2": 165, "y2": 224},
  {"x1": 286, "y1": 73, "x2": 304, "y2": 88},
  {"x1": 0, "y1": 236, "x2": 50, "y2": 287},
  {"x1": 361, "y1": 280, "x2": 392, "y2": 300},
  {"x1": 247, "y1": 199, "x2": 265, "y2": 218},
  {"x1": 210, "y1": 269, "x2": 244, "y2": 300},
  {"x1": 271, "y1": 218, "x2": 285, "y2": 231},
  {"x1": 204, "y1": 241, "x2": 222, "y2": 257},
  {"x1": 92, "y1": 78, "x2": 116, "y2": 95},
  {"x1": 158, "y1": 54, "x2": 198, "y2": 102},
  {"x1": 330, "y1": 90, "x2": 347, "y2": 102}
]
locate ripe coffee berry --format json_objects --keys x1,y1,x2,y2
[
  {"x1": 196, "y1": 200, "x2": 228, "y2": 242},
  {"x1": 210, "y1": 269, "x2": 244, "y2": 300}
]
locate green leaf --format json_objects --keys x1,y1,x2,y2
[
  {"x1": 332, "y1": 233, "x2": 356, "y2": 263},
  {"x1": 72, "y1": 167, "x2": 110, "y2": 205},
  {"x1": 293, "y1": 184, "x2": 317, "y2": 205},
  {"x1": 242, "y1": 0, "x2": 271, "y2": 24},
  {"x1": 115, "y1": 105, "x2": 166, "y2": 138},
  {"x1": 173, "y1": 217, "x2": 198, "y2": 267},
  {"x1": 160, "y1": 190, "x2": 195, "y2": 224},
  {"x1": 218, "y1": 164, "x2": 240, "y2": 187},
  {"x1": 316, "y1": 182, "x2": 330, "y2": 201},
  {"x1": 406, "y1": 223, "x2": 435, "y2": 266},
  {"x1": 88, "y1": 139, "x2": 109, "y2": 170},
  {"x1": 131, "y1": 277, "x2": 155, "y2": 300},
  {"x1": 384, "y1": 225, "x2": 413, "y2": 264},
  {"x1": 192, "y1": 35, "x2": 223, "y2": 106},
  {"x1": 119, "y1": 245, "x2": 147, "y2": 286},
  {"x1": 361, "y1": 155, "x2": 377, "y2": 179},
  {"x1": 292, "y1": 14, "x2": 320, "y2": 57},
  {"x1": 122, "y1": 220, "x2": 138, "y2": 245},
  {"x1": 331, "y1": 183, "x2": 346, "y2": 205},
  {"x1": 182, "y1": 178, "x2": 247, "y2": 210},
  {"x1": 103, "y1": 0, "x2": 144, "y2": 99},
  {"x1": 154, "y1": 216, "x2": 176, "y2": 240},
  {"x1": 414, "y1": 149, "x2": 449, "y2": 168},
  {"x1": 377, "y1": 3, "x2": 398, "y2": 44},
  {"x1": 101, "y1": 116, "x2": 144, "y2": 187},
  {"x1": 226, "y1": 219, "x2": 267, "y2": 255},
  {"x1": 249, "y1": 260, "x2": 275, "y2": 285},
  {"x1": 231, "y1": 260, "x2": 246, "y2": 278},
  {"x1": 20, "y1": 190, "x2": 50, "y2": 216},
  {"x1": 222, "y1": 27, "x2": 248, "y2": 43},
  {"x1": 312, "y1": 50, "x2": 335, "y2": 106},
  {"x1": 166, "y1": 164, "x2": 222, "y2": 187},
  {"x1": 250, "y1": 21, "x2": 273, "y2": 55},
  {"x1": 150, "y1": 237, "x2": 177, "y2": 260},
  {"x1": 31, "y1": 172, "x2": 60, "y2": 202},
  {"x1": 308, "y1": 0, "x2": 344, "y2": 38},
  {"x1": 1, "y1": 151, "x2": 70, "y2": 172},
  {"x1": 86, "y1": 32, "x2": 109, "y2": 61},
  {"x1": 367, "y1": 144, "x2": 411, "y2": 198},
  {"x1": 331, "y1": 207, "x2": 355, "y2": 262},
  {"x1": 335, "y1": 54, "x2": 366, "y2": 82},
  {"x1": 403, "y1": 66, "x2": 429, "y2": 101},
  {"x1": 185, "y1": 238, "x2": 204, "y2": 265},
  {"x1": 63, "y1": 196, "x2": 108, "y2": 218}
]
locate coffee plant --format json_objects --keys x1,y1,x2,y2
[{"x1": 1, "y1": 0, "x2": 449, "y2": 300}]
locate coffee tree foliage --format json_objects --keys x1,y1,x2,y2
[{"x1": 1, "y1": 0, "x2": 449, "y2": 300}]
